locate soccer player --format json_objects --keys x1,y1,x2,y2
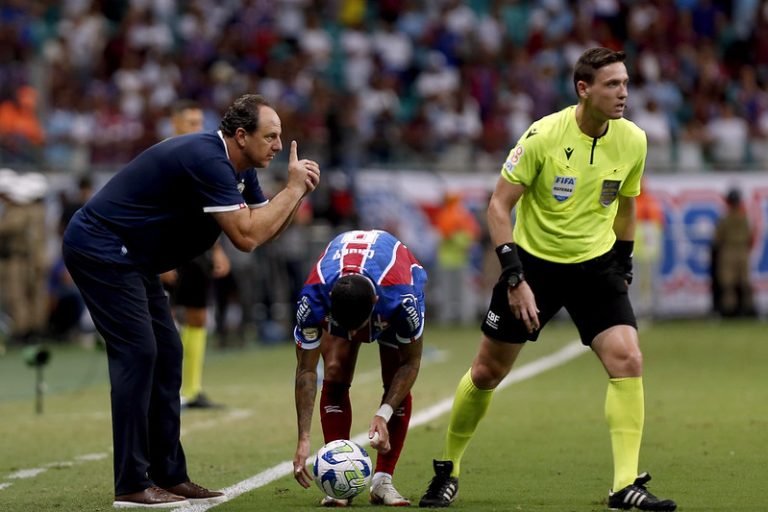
[
  {"x1": 160, "y1": 100, "x2": 233, "y2": 409},
  {"x1": 62, "y1": 94, "x2": 320, "y2": 508},
  {"x1": 419, "y1": 48, "x2": 677, "y2": 511},
  {"x1": 291, "y1": 229, "x2": 426, "y2": 507}
]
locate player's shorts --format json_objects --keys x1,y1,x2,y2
[
  {"x1": 481, "y1": 246, "x2": 636, "y2": 346},
  {"x1": 174, "y1": 253, "x2": 213, "y2": 308}
]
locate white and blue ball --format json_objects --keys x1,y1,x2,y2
[{"x1": 313, "y1": 439, "x2": 372, "y2": 499}]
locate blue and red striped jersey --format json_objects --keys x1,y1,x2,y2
[{"x1": 294, "y1": 230, "x2": 427, "y2": 349}]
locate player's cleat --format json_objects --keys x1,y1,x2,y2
[
  {"x1": 418, "y1": 460, "x2": 458, "y2": 508},
  {"x1": 182, "y1": 392, "x2": 225, "y2": 409},
  {"x1": 608, "y1": 472, "x2": 677, "y2": 511},
  {"x1": 164, "y1": 481, "x2": 225, "y2": 504},
  {"x1": 369, "y1": 475, "x2": 411, "y2": 506},
  {"x1": 320, "y1": 495, "x2": 352, "y2": 507}
]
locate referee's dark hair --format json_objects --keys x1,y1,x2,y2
[
  {"x1": 219, "y1": 94, "x2": 272, "y2": 136},
  {"x1": 572, "y1": 47, "x2": 627, "y2": 96},
  {"x1": 330, "y1": 274, "x2": 377, "y2": 331}
]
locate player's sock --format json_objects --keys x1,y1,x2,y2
[
  {"x1": 180, "y1": 325, "x2": 206, "y2": 400},
  {"x1": 320, "y1": 380, "x2": 352, "y2": 441},
  {"x1": 442, "y1": 369, "x2": 494, "y2": 477},
  {"x1": 605, "y1": 377, "x2": 645, "y2": 491},
  {"x1": 375, "y1": 392, "x2": 411, "y2": 475}
]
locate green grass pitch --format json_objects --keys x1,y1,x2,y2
[{"x1": 0, "y1": 319, "x2": 766, "y2": 511}]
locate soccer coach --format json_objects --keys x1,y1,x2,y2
[{"x1": 62, "y1": 94, "x2": 320, "y2": 508}]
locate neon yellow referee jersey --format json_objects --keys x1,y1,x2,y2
[{"x1": 501, "y1": 106, "x2": 647, "y2": 264}]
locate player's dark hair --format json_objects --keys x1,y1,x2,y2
[
  {"x1": 573, "y1": 47, "x2": 626, "y2": 96},
  {"x1": 171, "y1": 99, "x2": 201, "y2": 115},
  {"x1": 330, "y1": 274, "x2": 376, "y2": 331},
  {"x1": 219, "y1": 94, "x2": 271, "y2": 136}
]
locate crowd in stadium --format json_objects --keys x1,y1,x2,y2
[{"x1": 1, "y1": 0, "x2": 768, "y2": 174}]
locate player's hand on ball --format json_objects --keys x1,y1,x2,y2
[{"x1": 369, "y1": 422, "x2": 391, "y2": 453}]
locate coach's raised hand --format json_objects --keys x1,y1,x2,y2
[{"x1": 287, "y1": 140, "x2": 320, "y2": 196}]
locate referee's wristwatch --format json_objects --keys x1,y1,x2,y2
[{"x1": 507, "y1": 271, "x2": 524, "y2": 289}]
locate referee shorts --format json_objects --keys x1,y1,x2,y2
[{"x1": 481, "y1": 246, "x2": 637, "y2": 346}]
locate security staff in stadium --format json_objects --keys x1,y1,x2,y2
[
  {"x1": 63, "y1": 94, "x2": 320, "y2": 508},
  {"x1": 292, "y1": 230, "x2": 426, "y2": 507},
  {"x1": 419, "y1": 48, "x2": 677, "y2": 511}
]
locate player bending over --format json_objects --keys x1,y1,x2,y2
[{"x1": 292, "y1": 229, "x2": 427, "y2": 507}]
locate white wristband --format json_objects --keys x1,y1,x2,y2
[{"x1": 375, "y1": 404, "x2": 394, "y2": 423}]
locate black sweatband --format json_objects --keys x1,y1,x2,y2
[
  {"x1": 613, "y1": 240, "x2": 634, "y2": 259},
  {"x1": 495, "y1": 243, "x2": 522, "y2": 273}
]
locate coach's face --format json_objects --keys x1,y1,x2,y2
[
  {"x1": 241, "y1": 106, "x2": 283, "y2": 168},
  {"x1": 581, "y1": 62, "x2": 629, "y2": 121}
]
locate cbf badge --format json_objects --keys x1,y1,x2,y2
[
  {"x1": 599, "y1": 180, "x2": 621, "y2": 206},
  {"x1": 552, "y1": 175, "x2": 576, "y2": 201}
]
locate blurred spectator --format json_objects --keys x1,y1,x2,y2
[
  {"x1": 58, "y1": 174, "x2": 94, "y2": 236},
  {"x1": 0, "y1": 170, "x2": 49, "y2": 344},
  {"x1": 48, "y1": 173, "x2": 93, "y2": 343},
  {"x1": 704, "y1": 102, "x2": 749, "y2": 168},
  {"x1": 0, "y1": 85, "x2": 45, "y2": 163},
  {"x1": 711, "y1": 188, "x2": 755, "y2": 317},
  {"x1": 631, "y1": 186, "x2": 665, "y2": 318},
  {"x1": 2, "y1": 1, "x2": 768, "y2": 172},
  {"x1": 630, "y1": 98, "x2": 673, "y2": 171},
  {"x1": 432, "y1": 192, "x2": 480, "y2": 325}
]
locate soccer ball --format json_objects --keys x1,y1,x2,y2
[{"x1": 313, "y1": 439, "x2": 372, "y2": 499}]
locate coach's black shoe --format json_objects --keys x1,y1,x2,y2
[
  {"x1": 419, "y1": 460, "x2": 458, "y2": 508},
  {"x1": 608, "y1": 472, "x2": 676, "y2": 511}
]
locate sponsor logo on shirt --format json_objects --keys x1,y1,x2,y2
[
  {"x1": 296, "y1": 296, "x2": 312, "y2": 324},
  {"x1": 503, "y1": 145, "x2": 524, "y2": 174},
  {"x1": 332, "y1": 248, "x2": 375, "y2": 259},
  {"x1": 552, "y1": 176, "x2": 576, "y2": 201},
  {"x1": 401, "y1": 295, "x2": 421, "y2": 332},
  {"x1": 237, "y1": 181, "x2": 245, "y2": 193}
]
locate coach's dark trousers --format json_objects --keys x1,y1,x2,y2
[{"x1": 62, "y1": 245, "x2": 189, "y2": 496}]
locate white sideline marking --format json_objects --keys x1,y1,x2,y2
[
  {"x1": 179, "y1": 340, "x2": 588, "y2": 511},
  {"x1": 0, "y1": 409, "x2": 251, "y2": 491}
]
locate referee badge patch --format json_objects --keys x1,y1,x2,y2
[
  {"x1": 599, "y1": 180, "x2": 621, "y2": 206},
  {"x1": 552, "y1": 176, "x2": 576, "y2": 201}
]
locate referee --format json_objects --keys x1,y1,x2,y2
[
  {"x1": 420, "y1": 48, "x2": 676, "y2": 511},
  {"x1": 63, "y1": 94, "x2": 320, "y2": 507}
]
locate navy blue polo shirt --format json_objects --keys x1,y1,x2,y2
[{"x1": 64, "y1": 131, "x2": 267, "y2": 273}]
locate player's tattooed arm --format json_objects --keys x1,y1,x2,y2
[
  {"x1": 295, "y1": 345, "x2": 320, "y2": 440},
  {"x1": 293, "y1": 343, "x2": 321, "y2": 487},
  {"x1": 383, "y1": 335, "x2": 423, "y2": 411}
]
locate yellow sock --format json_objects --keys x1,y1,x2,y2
[
  {"x1": 605, "y1": 377, "x2": 644, "y2": 491},
  {"x1": 180, "y1": 325, "x2": 207, "y2": 401},
  {"x1": 442, "y1": 369, "x2": 495, "y2": 477}
]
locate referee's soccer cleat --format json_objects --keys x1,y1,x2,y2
[
  {"x1": 418, "y1": 460, "x2": 458, "y2": 508},
  {"x1": 608, "y1": 472, "x2": 677, "y2": 511}
]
